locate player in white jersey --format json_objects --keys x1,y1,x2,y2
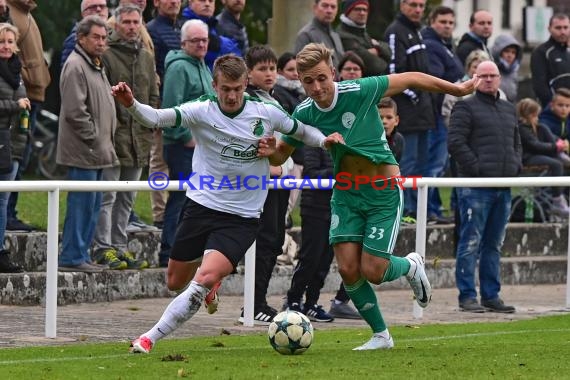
[
  {"x1": 111, "y1": 54, "x2": 343, "y2": 354},
  {"x1": 269, "y1": 43, "x2": 479, "y2": 350}
]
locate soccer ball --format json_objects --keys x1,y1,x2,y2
[{"x1": 268, "y1": 310, "x2": 314, "y2": 355}]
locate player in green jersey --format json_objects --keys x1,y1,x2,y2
[{"x1": 268, "y1": 43, "x2": 479, "y2": 350}]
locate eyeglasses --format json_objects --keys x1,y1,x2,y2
[
  {"x1": 184, "y1": 38, "x2": 209, "y2": 44},
  {"x1": 341, "y1": 67, "x2": 361, "y2": 72},
  {"x1": 83, "y1": 3, "x2": 108, "y2": 12},
  {"x1": 479, "y1": 74, "x2": 500, "y2": 80},
  {"x1": 403, "y1": 1, "x2": 426, "y2": 9}
]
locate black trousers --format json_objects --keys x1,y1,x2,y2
[
  {"x1": 287, "y1": 214, "x2": 335, "y2": 306},
  {"x1": 254, "y1": 189, "x2": 289, "y2": 308}
]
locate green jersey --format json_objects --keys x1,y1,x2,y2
[{"x1": 283, "y1": 76, "x2": 398, "y2": 173}]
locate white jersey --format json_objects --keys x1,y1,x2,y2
[{"x1": 128, "y1": 95, "x2": 325, "y2": 218}]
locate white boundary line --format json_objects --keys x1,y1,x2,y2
[{"x1": 1, "y1": 327, "x2": 568, "y2": 365}]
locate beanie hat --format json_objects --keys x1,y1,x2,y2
[{"x1": 341, "y1": 0, "x2": 369, "y2": 16}]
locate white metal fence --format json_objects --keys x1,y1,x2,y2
[{"x1": 1, "y1": 177, "x2": 569, "y2": 338}]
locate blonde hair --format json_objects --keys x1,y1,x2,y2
[
  {"x1": 516, "y1": 98, "x2": 541, "y2": 126},
  {"x1": 464, "y1": 49, "x2": 490, "y2": 73},
  {"x1": 296, "y1": 43, "x2": 334, "y2": 74},
  {"x1": 0, "y1": 23, "x2": 19, "y2": 54}
]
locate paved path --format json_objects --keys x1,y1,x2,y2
[{"x1": 1, "y1": 284, "x2": 568, "y2": 348}]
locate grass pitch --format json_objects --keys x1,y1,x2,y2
[{"x1": 0, "y1": 315, "x2": 568, "y2": 379}]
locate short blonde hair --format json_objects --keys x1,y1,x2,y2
[
  {"x1": 296, "y1": 43, "x2": 334, "y2": 74},
  {"x1": 212, "y1": 54, "x2": 247, "y2": 82},
  {"x1": 0, "y1": 23, "x2": 19, "y2": 54}
]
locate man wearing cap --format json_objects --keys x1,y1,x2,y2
[{"x1": 336, "y1": 0, "x2": 390, "y2": 76}]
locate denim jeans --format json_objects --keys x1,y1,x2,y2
[
  {"x1": 59, "y1": 167, "x2": 103, "y2": 266},
  {"x1": 399, "y1": 130, "x2": 429, "y2": 215},
  {"x1": 0, "y1": 161, "x2": 19, "y2": 249},
  {"x1": 159, "y1": 143, "x2": 194, "y2": 264},
  {"x1": 455, "y1": 187, "x2": 511, "y2": 303},
  {"x1": 426, "y1": 116, "x2": 448, "y2": 217}
]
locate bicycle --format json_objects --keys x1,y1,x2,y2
[{"x1": 31, "y1": 109, "x2": 67, "y2": 180}]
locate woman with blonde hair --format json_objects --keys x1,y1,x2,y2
[
  {"x1": 0, "y1": 22, "x2": 29, "y2": 272},
  {"x1": 517, "y1": 97, "x2": 570, "y2": 215}
]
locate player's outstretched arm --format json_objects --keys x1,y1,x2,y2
[
  {"x1": 385, "y1": 72, "x2": 480, "y2": 98},
  {"x1": 112, "y1": 81, "x2": 179, "y2": 129}
]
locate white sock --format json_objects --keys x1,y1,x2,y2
[
  {"x1": 144, "y1": 281, "x2": 209, "y2": 343},
  {"x1": 373, "y1": 329, "x2": 390, "y2": 339}
]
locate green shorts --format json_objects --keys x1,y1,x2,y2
[{"x1": 329, "y1": 179, "x2": 404, "y2": 259}]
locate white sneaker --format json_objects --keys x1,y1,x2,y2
[
  {"x1": 352, "y1": 332, "x2": 394, "y2": 350},
  {"x1": 405, "y1": 252, "x2": 432, "y2": 308}
]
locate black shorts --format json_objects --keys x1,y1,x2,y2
[{"x1": 170, "y1": 198, "x2": 260, "y2": 269}]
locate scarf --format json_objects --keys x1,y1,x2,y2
[
  {"x1": 340, "y1": 14, "x2": 365, "y2": 29},
  {"x1": 276, "y1": 75, "x2": 305, "y2": 96},
  {"x1": 0, "y1": 54, "x2": 22, "y2": 90}
]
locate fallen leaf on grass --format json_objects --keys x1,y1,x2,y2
[{"x1": 161, "y1": 354, "x2": 187, "y2": 362}]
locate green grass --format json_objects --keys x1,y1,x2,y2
[{"x1": 1, "y1": 315, "x2": 569, "y2": 379}]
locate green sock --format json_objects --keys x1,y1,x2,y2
[
  {"x1": 344, "y1": 277, "x2": 386, "y2": 333},
  {"x1": 382, "y1": 255, "x2": 411, "y2": 283}
]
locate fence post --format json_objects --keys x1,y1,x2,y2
[
  {"x1": 243, "y1": 242, "x2": 256, "y2": 326},
  {"x1": 45, "y1": 188, "x2": 59, "y2": 338},
  {"x1": 414, "y1": 183, "x2": 429, "y2": 319},
  {"x1": 567, "y1": 189, "x2": 570, "y2": 309}
]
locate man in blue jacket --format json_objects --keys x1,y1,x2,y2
[
  {"x1": 421, "y1": 5, "x2": 463, "y2": 224},
  {"x1": 181, "y1": 0, "x2": 241, "y2": 70}
]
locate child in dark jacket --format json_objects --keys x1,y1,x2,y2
[
  {"x1": 517, "y1": 98, "x2": 570, "y2": 215},
  {"x1": 378, "y1": 97, "x2": 404, "y2": 163},
  {"x1": 538, "y1": 88, "x2": 570, "y2": 166}
]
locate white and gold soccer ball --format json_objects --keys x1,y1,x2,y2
[{"x1": 268, "y1": 310, "x2": 314, "y2": 355}]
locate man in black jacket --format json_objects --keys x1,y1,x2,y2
[
  {"x1": 448, "y1": 61, "x2": 521, "y2": 314},
  {"x1": 530, "y1": 13, "x2": 570, "y2": 107},
  {"x1": 384, "y1": 0, "x2": 433, "y2": 221},
  {"x1": 456, "y1": 10, "x2": 493, "y2": 65}
]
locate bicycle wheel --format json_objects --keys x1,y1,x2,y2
[{"x1": 38, "y1": 139, "x2": 67, "y2": 180}]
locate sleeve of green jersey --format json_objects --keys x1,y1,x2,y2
[{"x1": 360, "y1": 75, "x2": 390, "y2": 104}]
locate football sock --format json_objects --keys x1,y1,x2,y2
[
  {"x1": 344, "y1": 277, "x2": 386, "y2": 333},
  {"x1": 144, "y1": 281, "x2": 208, "y2": 343},
  {"x1": 382, "y1": 255, "x2": 411, "y2": 283}
]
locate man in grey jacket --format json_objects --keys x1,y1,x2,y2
[
  {"x1": 57, "y1": 16, "x2": 118, "y2": 273},
  {"x1": 92, "y1": 4, "x2": 160, "y2": 270},
  {"x1": 448, "y1": 61, "x2": 521, "y2": 314},
  {"x1": 294, "y1": 0, "x2": 344, "y2": 67}
]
